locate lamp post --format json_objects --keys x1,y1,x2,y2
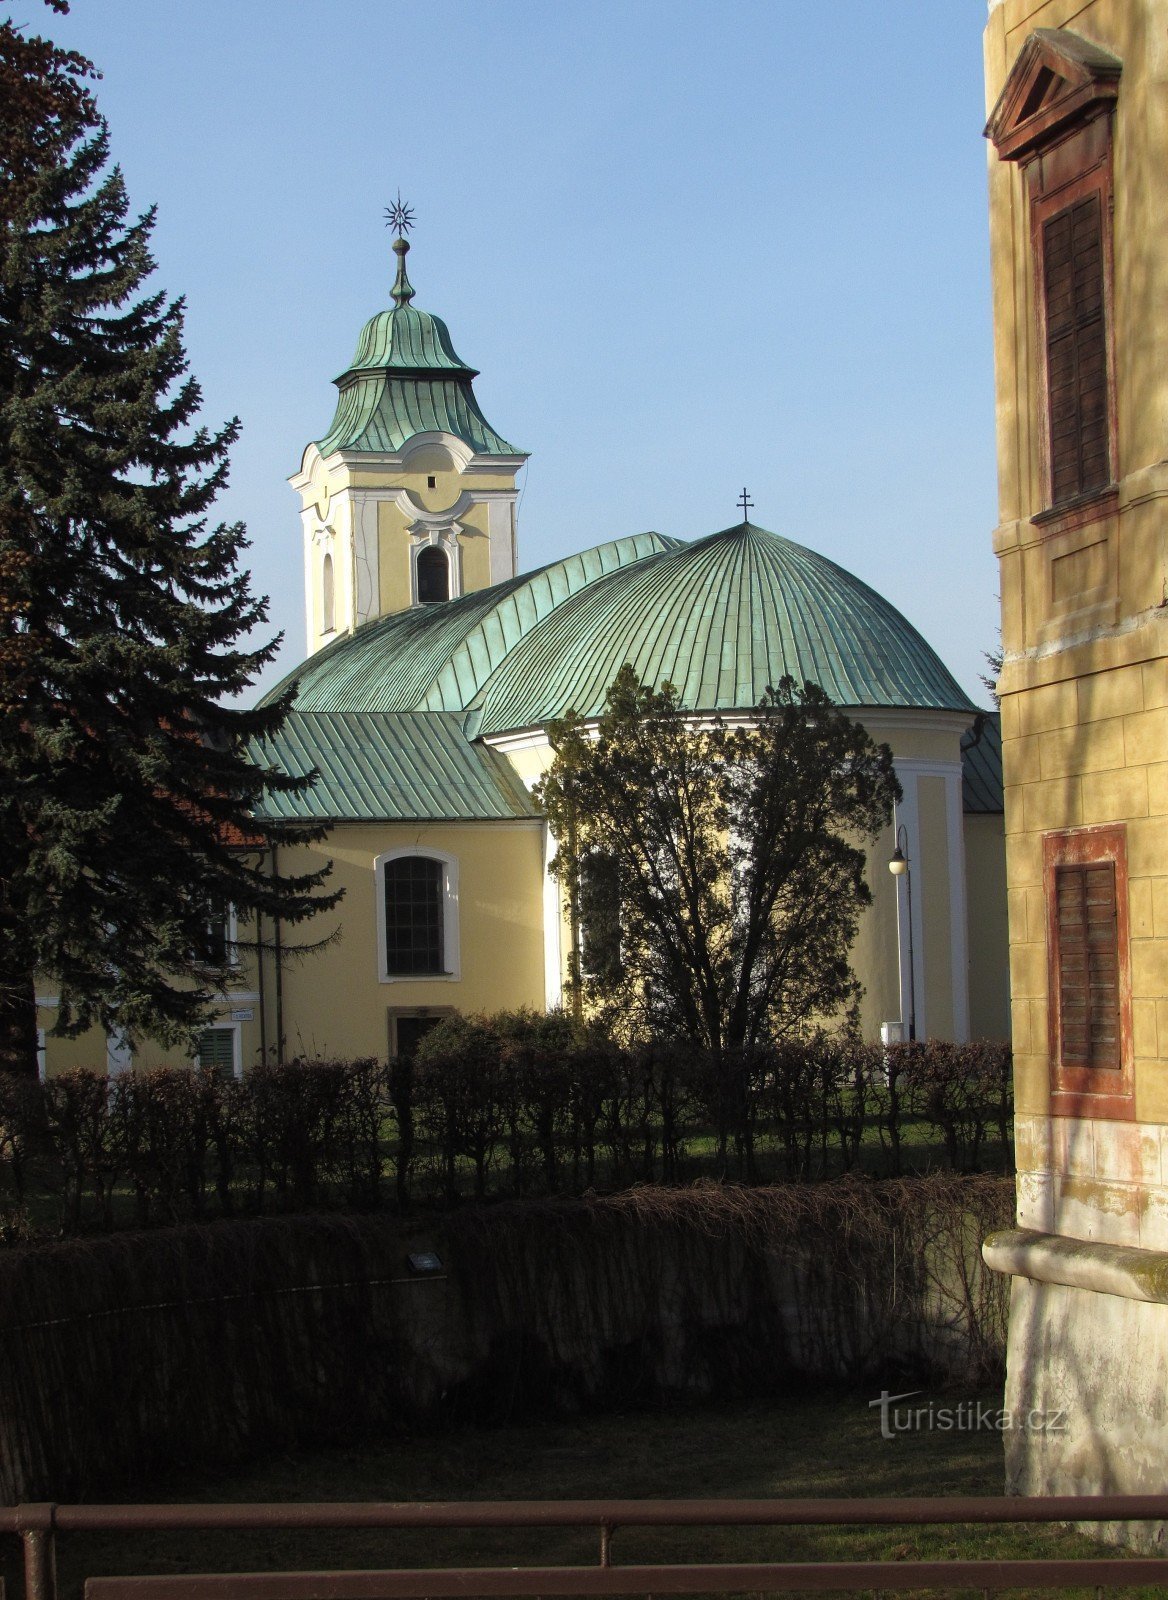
[{"x1": 888, "y1": 824, "x2": 917, "y2": 1042}]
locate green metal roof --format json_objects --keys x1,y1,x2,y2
[
  {"x1": 345, "y1": 303, "x2": 476, "y2": 377},
  {"x1": 260, "y1": 523, "x2": 982, "y2": 825},
  {"x1": 469, "y1": 523, "x2": 978, "y2": 733},
  {"x1": 250, "y1": 711, "x2": 538, "y2": 823},
  {"x1": 961, "y1": 712, "x2": 1003, "y2": 814},
  {"x1": 272, "y1": 522, "x2": 975, "y2": 730},
  {"x1": 262, "y1": 531, "x2": 679, "y2": 716},
  {"x1": 318, "y1": 370, "x2": 520, "y2": 457},
  {"x1": 316, "y1": 253, "x2": 521, "y2": 457}
]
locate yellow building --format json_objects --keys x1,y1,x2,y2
[
  {"x1": 981, "y1": 0, "x2": 1168, "y2": 1507},
  {"x1": 38, "y1": 228, "x2": 1008, "y2": 1077}
]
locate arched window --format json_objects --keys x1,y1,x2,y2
[
  {"x1": 375, "y1": 848, "x2": 460, "y2": 980},
  {"x1": 321, "y1": 551, "x2": 335, "y2": 633},
  {"x1": 416, "y1": 545, "x2": 450, "y2": 604}
]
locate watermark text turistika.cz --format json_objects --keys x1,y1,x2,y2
[{"x1": 869, "y1": 1389, "x2": 1068, "y2": 1441}]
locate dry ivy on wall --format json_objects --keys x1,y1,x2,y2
[{"x1": 0, "y1": 1175, "x2": 1012, "y2": 1502}]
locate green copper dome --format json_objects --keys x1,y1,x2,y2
[
  {"x1": 268, "y1": 523, "x2": 975, "y2": 734},
  {"x1": 315, "y1": 235, "x2": 522, "y2": 458},
  {"x1": 344, "y1": 303, "x2": 476, "y2": 378},
  {"x1": 470, "y1": 522, "x2": 976, "y2": 733}
]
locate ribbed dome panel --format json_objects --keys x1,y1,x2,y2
[
  {"x1": 267, "y1": 524, "x2": 975, "y2": 730},
  {"x1": 468, "y1": 524, "x2": 976, "y2": 733}
]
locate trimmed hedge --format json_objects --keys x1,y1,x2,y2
[{"x1": 0, "y1": 1024, "x2": 1012, "y2": 1235}]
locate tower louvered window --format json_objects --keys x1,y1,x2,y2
[
  {"x1": 1054, "y1": 861, "x2": 1119, "y2": 1070},
  {"x1": 1042, "y1": 195, "x2": 1110, "y2": 505}
]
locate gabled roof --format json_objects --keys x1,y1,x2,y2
[
  {"x1": 250, "y1": 711, "x2": 538, "y2": 823},
  {"x1": 985, "y1": 28, "x2": 1122, "y2": 161}
]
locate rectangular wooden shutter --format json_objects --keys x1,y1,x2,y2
[
  {"x1": 1055, "y1": 862, "x2": 1119, "y2": 1070},
  {"x1": 1043, "y1": 194, "x2": 1109, "y2": 504},
  {"x1": 197, "y1": 1027, "x2": 237, "y2": 1082}
]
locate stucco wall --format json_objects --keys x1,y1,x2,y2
[{"x1": 270, "y1": 820, "x2": 547, "y2": 1060}]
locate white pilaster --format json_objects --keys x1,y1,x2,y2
[{"x1": 891, "y1": 769, "x2": 925, "y2": 1039}]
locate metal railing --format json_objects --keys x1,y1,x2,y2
[{"x1": 2, "y1": 1494, "x2": 1166, "y2": 1599}]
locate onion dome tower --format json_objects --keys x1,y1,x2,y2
[{"x1": 291, "y1": 199, "x2": 527, "y2": 656}]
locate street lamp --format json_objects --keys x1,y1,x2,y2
[{"x1": 888, "y1": 824, "x2": 917, "y2": 1042}]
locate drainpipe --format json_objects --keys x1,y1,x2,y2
[
  {"x1": 256, "y1": 894, "x2": 267, "y2": 1067},
  {"x1": 271, "y1": 842, "x2": 284, "y2": 1065}
]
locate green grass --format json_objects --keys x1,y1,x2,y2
[{"x1": 3, "y1": 1388, "x2": 1159, "y2": 1599}]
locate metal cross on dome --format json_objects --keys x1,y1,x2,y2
[
  {"x1": 384, "y1": 192, "x2": 415, "y2": 236},
  {"x1": 737, "y1": 487, "x2": 753, "y2": 519}
]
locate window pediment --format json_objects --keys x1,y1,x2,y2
[{"x1": 986, "y1": 29, "x2": 1121, "y2": 163}]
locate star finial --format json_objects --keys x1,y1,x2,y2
[
  {"x1": 384, "y1": 191, "x2": 415, "y2": 237},
  {"x1": 385, "y1": 192, "x2": 417, "y2": 306},
  {"x1": 737, "y1": 487, "x2": 754, "y2": 521}
]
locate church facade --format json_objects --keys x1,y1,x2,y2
[
  {"x1": 981, "y1": 0, "x2": 1168, "y2": 1513},
  {"x1": 38, "y1": 230, "x2": 1007, "y2": 1076}
]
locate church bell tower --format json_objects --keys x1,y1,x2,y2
[{"x1": 291, "y1": 202, "x2": 528, "y2": 656}]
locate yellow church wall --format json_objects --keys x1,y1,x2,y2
[
  {"x1": 458, "y1": 503, "x2": 492, "y2": 593},
  {"x1": 270, "y1": 821, "x2": 547, "y2": 1060},
  {"x1": 851, "y1": 822, "x2": 904, "y2": 1042},
  {"x1": 378, "y1": 500, "x2": 412, "y2": 615},
  {"x1": 35, "y1": 1009, "x2": 100, "y2": 1074},
  {"x1": 37, "y1": 977, "x2": 267, "y2": 1081}
]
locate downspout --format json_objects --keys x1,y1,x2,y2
[
  {"x1": 271, "y1": 842, "x2": 284, "y2": 1065},
  {"x1": 256, "y1": 892, "x2": 267, "y2": 1067},
  {"x1": 567, "y1": 807, "x2": 583, "y2": 1025}
]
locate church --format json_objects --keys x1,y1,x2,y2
[{"x1": 38, "y1": 223, "x2": 1007, "y2": 1077}]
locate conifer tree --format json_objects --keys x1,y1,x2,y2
[{"x1": 0, "y1": 7, "x2": 338, "y2": 1074}]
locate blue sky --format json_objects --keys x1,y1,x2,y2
[{"x1": 41, "y1": 0, "x2": 999, "y2": 705}]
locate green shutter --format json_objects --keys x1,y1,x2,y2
[{"x1": 197, "y1": 1027, "x2": 237, "y2": 1082}]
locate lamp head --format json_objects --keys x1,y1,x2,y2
[{"x1": 889, "y1": 847, "x2": 907, "y2": 876}]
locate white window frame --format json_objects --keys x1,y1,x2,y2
[
  {"x1": 202, "y1": 902, "x2": 239, "y2": 970},
  {"x1": 374, "y1": 846, "x2": 461, "y2": 983},
  {"x1": 409, "y1": 526, "x2": 462, "y2": 605}
]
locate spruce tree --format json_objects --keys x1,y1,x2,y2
[{"x1": 0, "y1": 9, "x2": 339, "y2": 1074}]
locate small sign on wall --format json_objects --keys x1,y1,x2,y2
[{"x1": 230, "y1": 1009, "x2": 254, "y2": 1022}]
